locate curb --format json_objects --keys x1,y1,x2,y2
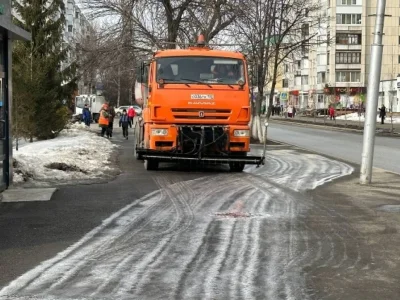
[
  {"x1": 270, "y1": 119, "x2": 400, "y2": 136},
  {"x1": 270, "y1": 119, "x2": 363, "y2": 133}
]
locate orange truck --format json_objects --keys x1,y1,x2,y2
[{"x1": 134, "y1": 35, "x2": 265, "y2": 171}]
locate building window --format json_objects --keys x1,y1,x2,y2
[
  {"x1": 336, "y1": 14, "x2": 362, "y2": 24},
  {"x1": 399, "y1": 17, "x2": 400, "y2": 25},
  {"x1": 283, "y1": 79, "x2": 289, "y2": 88},
  {"x1": 398, "y1": 55, "x2": 400, "y2": 63},
  {"x1": 336, "y1": 33, "x2": 362, "y2": 45},
  {"x1": 284, "y1": 64, "x2": 289, "y2": 72},
  {"x1": 340, "y1": 0, "x2": 357, "y2": 4},
  {"x1": 302, "y1": 24, "x2": 310, "y2": 37},
  {"x1": 318, "y1": 94, "x2": 324, "y2": 103},
  {"x1": 301, "y1": 45, "x2": 309, "y2": 56},
  {"x1": 75, "y1": 11, "x2": 79, "y2": 18},
  {"x1": 335, "y1": 71, "x2": 361, "y2": 82},
  {"x1": 327, "y1": 53, "x2": 330, "y2": 65},
  {"x1": 317, "y1": 72, "x2": 326, "y2": 83},
  {"x1": 68, "y1": 25, "x2": 73, "y2": 32},
  {"x1": 301, "y1": 75, "x2": 309, "y2": 85},
  {"x1": 335, "y1": 52, "x2": 361, "y2": 64}
]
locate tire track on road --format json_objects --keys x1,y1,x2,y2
[{"x1": 0, "y1": 150, "x2": 356, "y2": 300}]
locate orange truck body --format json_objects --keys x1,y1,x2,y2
[{"x1": 135, "y1": 41, "x2": 264, "y2": 171}]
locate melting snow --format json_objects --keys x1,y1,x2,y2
[{"x1": 13, "y1": 123, "x2": 119, "y2": 185}]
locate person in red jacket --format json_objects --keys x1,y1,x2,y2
[
  {"x1": 127, "y1": 106, "x2": 136, "y2": 128},
  {"x1": 329, "y1": 105, "x2": 336, "y2": 120}
]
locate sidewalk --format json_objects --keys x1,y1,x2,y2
[{"x1": 267, "y1": 115, "x2": 400, "y2": 135}]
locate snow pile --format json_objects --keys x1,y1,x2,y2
[
  {"x1": 336, "y1": 112, "x2": 400, "y2": 123},
  {"x1": 13, "y1": 123, "x2": 119, "y2": 185}
]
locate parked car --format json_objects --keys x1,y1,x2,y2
[
  {"x1": 132, "y1": 105, "x2": 142, "y2": 116},
  {"x1": 115, "y1": 105, "x2": 143, "y2": 116},
  {"x1": 115, "y1": 106, "x2": 130, "y2": 117}
]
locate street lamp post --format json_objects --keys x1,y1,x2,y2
[{"x1": 360, "y1": 0, "x2": 387, "y2": 184}]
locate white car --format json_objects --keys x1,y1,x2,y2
[
  {"x1": 132, "y1": 105, "x2": 143, "y2": 116},
  {"x1": 115, "y1": 106, "x2": 130, "y2": 116},
  {"x1": 115, "y1": 105, "x2": 142, "y2": 117}
]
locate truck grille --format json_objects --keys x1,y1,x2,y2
[{"x1": 171, "y1": 108, "x2": 231, "y2": 120}]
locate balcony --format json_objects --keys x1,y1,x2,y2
[
  {"x1": 335, "y1": 64, "x2": 361, "y2": 69},
  {"x1": 301, "y1": 69, "x2": 309, "y2": 76},
  {"x1": 335, "y1": 82, "x2": 362, "y2": 88},
  {"x1": 336, "y1": 44, "x2": 362, "y2": 50},
  {"x1": 336, "y1": 25, "x2": 362, "y2": 32}
]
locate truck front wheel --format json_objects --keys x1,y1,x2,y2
[
  {"x1": 229, "y1": 162, "x2": 245, "y2": 172},
  {"x1": 144, "y1": 159, "x2": 158, "y2": 171}
]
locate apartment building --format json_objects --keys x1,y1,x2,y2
[
  {"x1": 282, "y1": 0, "x2": 400, "y2": 112},
  {"x1": 63, "y1": 0, "x2": 95, "y2": 95}
]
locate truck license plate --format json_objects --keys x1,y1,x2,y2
[{"x1": 190, "y1": 94, "x2": 214, "y2": 100}]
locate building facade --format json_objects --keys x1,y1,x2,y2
[
  {"x1": 283, "y1": 0, "x2": 400, "y2": 112},
  {"x1": 63, "y1": 0, "x2": 95, "y2": 95},
  {"x1": 0, "y1": 0, "x2": 31, "y2": 189}
]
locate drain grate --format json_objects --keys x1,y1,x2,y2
[{"x1": 377, "y1": 205, "x2": 400, "y2": 213}]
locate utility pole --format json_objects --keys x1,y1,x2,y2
[{"x1": 360, "y1": 0, "x2": 388, "y2": 184}]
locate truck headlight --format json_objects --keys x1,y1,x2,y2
[
  {"x1": 233, "y1": 130, "x2": 250, "y2": 137},
  {"x1": 151, "y1": 129, "x2": 168, "y2": 136}
]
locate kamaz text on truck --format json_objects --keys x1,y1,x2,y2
[{"x1": 135, "y1": 35, "x2": 265, "y2": 171}]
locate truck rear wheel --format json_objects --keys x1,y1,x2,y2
[
  {"x1": 144, "y1": 159, "x2": 158, "y2": 171},
  {"x1": 229, "y1": 162, "x2": 245, "y2": 172}
]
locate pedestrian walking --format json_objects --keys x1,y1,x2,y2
[
  {"x1": 287, "y1": 105, "x2": 293, "y2": 118},
  {"x1": 329, "y1": 105, "x2": 336, "y2": 120},
  {"x1": 98, "y1": 103, "x2": 110, "y2": 137},
  {"x1": 128, "y1": 106, "x2": 136, "y2": 127},
  {"x1": 82, "y1": 104, "x2": 91, "y2": 127},
  {"x1": 379, "y1": 104, "x2": 386, "y2": 124},
  {"x1": 119, "y1": 109, "x2": 130, "y2": 139},
  {"x1": 107, "y1": 105, "x2": 116, "y2": 138}
]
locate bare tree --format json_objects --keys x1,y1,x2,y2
[
  {"x1": 232, "y1": 0, "x2": 329, "y2": 141},
  {"x1": 180, "y1": 0, "x2": 238, "y2": 43},
  {"x1": 231, "y1": 0, "x2": 275, "y2": 141}
]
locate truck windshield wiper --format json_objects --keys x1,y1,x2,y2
[
  {"x1": 206, "y1": 78, "x2": 235, "y2": 88},
  {"x1": 179, "y1": 78, "x2": 212, "y2": 88}
]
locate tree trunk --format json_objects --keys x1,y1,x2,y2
[
  {"x1": 117, "y1": 65, "x2": 121, "y2": 107},
  {"x1": 266, "y1": 47, "x2": 281, "y2": 120},
  {"x1": 128, "y1": 84, "x2": 132, "y2": 105}
]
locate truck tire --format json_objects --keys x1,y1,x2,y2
[
  {"x1": 135, "y1": 149, "x2": 143, "y2": 160},
  {"x1": 229, "y1": 162, "x2": 245, "y2": 172},
  {"x1": 144, "y1": 159, "x2": 158, "y2": 171}
]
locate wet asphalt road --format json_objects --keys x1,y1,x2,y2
[
  {"x1": 0, "y1": 126, "x2": 399, "y2": 299},
  {"x1": 268, "y1": 122, "x2": 400, "y2": 174}
]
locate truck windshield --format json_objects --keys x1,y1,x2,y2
[{"x1": 156, "y1": 56, "x2": 245, "y2": 85}]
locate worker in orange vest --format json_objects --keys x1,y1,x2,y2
[{"x1": 99, "y1": 103, "x2": 110, "y2": 137}]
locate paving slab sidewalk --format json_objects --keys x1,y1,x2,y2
[{"x1": 305, "y1": 167, "x2": 400, "y2": 299}]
